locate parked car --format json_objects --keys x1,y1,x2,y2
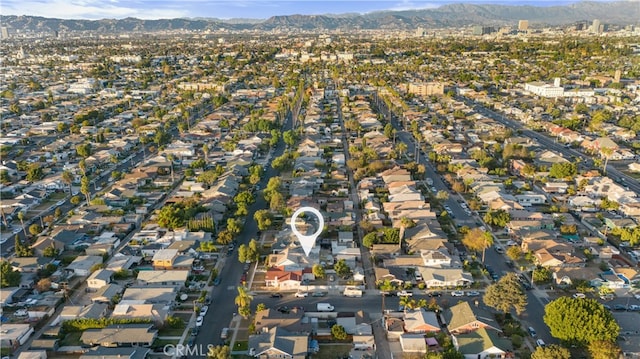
[
  {"x1": 528, "y1": 327, "x2": 537, "y2": 337},
  {"x1": 573, "y1": 293, "x2": 586, "y2": 299},
  {"x1": 195, "y1": 316, "x2": 204, "y2": 327},
  {"x1": 397, "y1": 290, "x2": 413, "y2": 297},
  {"x1": 294, "y1": 292, "x2": 308, "y2": 298},
  {"x1": 426, "y1": 291, "x2": 442, "y2": 297},
  {"x1": 451, "y1": 291, "x2": 465, "y2": 297},
  {"x1": 213, "y1": 277, "x2": 221, "y2": 286},
  {"x1": 628, "y1": 305, "x2": 640, "y2": 312},
  {"x1": 312, "y1": 292, "x2": 327, "y2": 297},
  {"x1": 613, "y1": 304, "x2": 628, "y2": 311},
  {"x1": 466, "y1": 291, "x2": 480, "y2": 297},
  {"x1": 536, "y1": 339, "x2": 546, "y2": 347},
  {"x1": 270, "y1": 293, "x2": 283, "y2": 298},
  {"x1": 199, "y1": 306, "x2": 208, "y2": 316}
]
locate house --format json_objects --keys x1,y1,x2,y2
[
  {"x1": 66, "y1": 256, "x2": 103, "y2": 277},
  {"x1": 0, "y1": 324, "x2": 35, "y2": 352},
  {"x1": 551, "y1": 267, "x2": 603, "y2": 287},
  {"x1": 10, "y1": 257, "x2": 50, "y2": 273},
  {"x1": 136, "y1": 270, "x2": 188, "y2": 288},
  {"x1": 247, "y1": 327, "x2": 309, "y2": 359},
  {"x1": 89, "y1": 283, "x2": 123, "y2": 304},
  {"x1": 151, "y1": 249, "x2": 194, "y2": 270},
  {"x1": 399, "y1": 334, "x2": 428, "y2": 353},
  {"x1": 121, "y1": 287, "x2": 177, "y2": 305},
  {"x1": 418, "y1": 268, "x2": 474, "y2": 288},
  {"x1": 514, "y1": 193, "x2": 547, "y2": 207},
  {"x1": 80, "y1": 324, "x2": 157, "y2": 347},
  {"x1": 444, "y1": 302, "x2": 501, "y2": 335},
  {"x1": 111, "y1": 303, "x2": 169, "y2": 325},
  {"x1": 60, "y1": 303, "x2": 108, "y2": 321},
  {"x1": 453, "y1": 327, "x2": 513, "y2": 359},
  {"x1": 87, "y1": 269, "x2": 113, "y2": 290},
  {"x1": 264, "y1": 267, "x2": 303, "y2": 290},
  {"x1": 403, "y1": 308, "x2": 440, "y2": 333},
  {"x1": 253, "y1": 308, "x2": 311, "y2": 334}
]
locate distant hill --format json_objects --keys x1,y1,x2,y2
[{"x1": 1, "y1": 1, "x2": 638, "y2": 33}]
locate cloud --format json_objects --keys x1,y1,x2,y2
[{"x1": 1, "y1": 0, "x2": 189, "y2": 19}]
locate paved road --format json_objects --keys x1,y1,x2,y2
[{"x1": 190, "y1": 104, "x2": 294, "y2": 354}]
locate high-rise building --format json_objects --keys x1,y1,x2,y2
[
  {"x1": 472, "y1": 26, "x2": 495, "y2": 35},
  {"x1": 518, "y1": 20, "x2": 529, "y2": 31},
  {"x1": 1, "y1": 27, "x2": 8, "y2": 39},
  {"x1": 592, "y1": 19, "x2": 601, "y2": 33}
]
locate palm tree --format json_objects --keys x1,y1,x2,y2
[
  {"x1": 80, "y1": 175, "x2": 91, "y2": 206},
  {"x1": 17, "y1": 211, "x2": 26, "y2": 237},
  {"x1": 202, "y1": 144, "x2": 209, "y2": 163},
  {"x1": 379, "y1": 279, "x2": 395, "y2": 314},
  {"x1": 166, "y1": 154, "x2": 175, "y2": 183},
  {"x1": 396, "y1": 142, "x2": 408, "y2": 159},
  {"x1": 234, "y1": 286, "x2": 253, "y2": 309},
  {"x1": 61, "y1": 170, "x2": 74, "y2": 194},
  {"x1": 600, "y1": 147, "x2": 614, "y2": 175},
  {"x1": 78, "y1": 159, "x2": 86, "y2": 176}
]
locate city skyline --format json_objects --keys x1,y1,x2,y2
[{"x1": 0, "y1": 0, "x2": 628, "y2": 21}]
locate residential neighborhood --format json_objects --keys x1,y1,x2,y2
[{"x1": 1, "y1": 5, "x2": 640, "y2": 359}]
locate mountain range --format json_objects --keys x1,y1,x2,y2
[{"x1": 1, "y1": 1, "x2": 638, "y2": 34}]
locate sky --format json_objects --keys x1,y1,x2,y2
[{"x1": 0, "y1": 0, "x2": 629, "y2": 20}]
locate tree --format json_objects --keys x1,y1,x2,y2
[
  {"x1": 483, "y1": 273, "x2": 527, "y2": 315},
  {"x1": 15, "y1": 235, "x2": 33, "y2": 257},
  {"x1": 334, "y1": 259, "x2": 351, "y2": 278},
  {"x1": 544, "y1": 297, "x2": 619, "y2": 347},
  {"x1": 312, "y1": 264, "x2": 325, "y2": 279},
  {"x1": 483, "y1": 209, "x2": 511, "y2": 228},
  {"x1": 600, "y1": 147, "x2": 613, "y2": 174},
  {"x1": 17, "y1": 211, "x2": 26, "y2": 237},
  {"x1": 269, "y1": 191, "x2": 285, "y2": 212},
  {"x1": 549, "y1": 162, "x2": 577, "y2": 180},
  {"x1": 81, "y1": 175, "x2": 91, "y2": 206},
  {"x1": 331, "y1": 324, "x2": 348, "y2": 340},
  {"x1": 217, "y1": 230, "x2": 233, "y2": 245},
  {"x1": 238, "y1": 239, "x2": 259, "y2": 263},
  {"x1": 462, "y1": 228, "x2": 493, "y2": 263},
  {"x1": 435, "y1": 190, "x2": 449, "y2": 201},
  {"x1": 531, "y1": 345, "x2": 571, "y2": 359},
  {"x1": 506, "y1": 245, "x2": 522, "y2": 260},
  {"x1": 234, "y1": 286, "x2": 253, "y2": 319},
  {"x1": 587, "y1": 340, "x2": 621, "y2": 359},
  {"x1": 396, "y1": 142, "x2": 408, "y2": 158},
  {"x1": 36, "y1": 278, "x2": 52, "y2": 292},
  {"x1": 207, "y1": 345, "x2": 230, "y2": 359},
  {"x1": 43, "y1": 245, "x2": 59, "y2": 258},
  {"x1": 254, "y1": 210, "x2": 273, "y2": 231},
  {"x1": 532, "y1": 266, "x2": 552, "y2": 283},
  {"x1": 29, "y1": 223, "x2": 42, "y2": 236},
  {"x1": 26, "y1": 163, "x2": 44, "y2": 182},
  {"x1": 226, "y1": 218, "x2": 242, "y2": 235},
  {"x1": 62, "y1": 170, "x2": 74, "y2": 194},
  {"x1": 0, "y1": 260, "x2": 21, "y2": 287},
  {"x1": 76, "y1": 143, "x2": 92, "y2": 158},
  {"x1": 283, "y1": 130, "x2": 297, "y2": 147}
]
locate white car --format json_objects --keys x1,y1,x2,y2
[
  {"x1": 397, "y1": 290, "x2": 413, "y2": 297},
  {"x1": 573, "y1": 293, "x2": 586, "y2": 299},
  {"x1": 451, "y1": 291, "x2": 465, "y2": 297},
  {"x1": 195, "y1": 315, "x2": 204, "y2": 327},
  {"x1": 294, "y1": 292, "x2": 309, "y2": 298},
  {"x1": 56, "y1": 200, "x2": 65, "y2": 207},
  {"x1": 199, "y1": 306, "x2": 208, "y2": 316}
]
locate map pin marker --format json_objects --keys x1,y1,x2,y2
[{"x1": 290, "y1": 206, "x2": 324, "y2": 257}]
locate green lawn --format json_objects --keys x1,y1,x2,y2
[
  {"x1": 59, "y1": 332, "x2": 83, "y2": 347},
  {"x1": 312, "y1": 344, "x2": 352, "y2": 359},
  {"x1": 158, "y1": 325, "x2": 186, "y2": 337},
  {"x1": 233, "y1": 341, "x2": 248, "y2": 351}
]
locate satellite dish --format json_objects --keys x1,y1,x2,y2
[{"x1": 180, "y1": 294, "x2": 188, "y2": 301}]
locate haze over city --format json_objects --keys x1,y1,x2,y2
[{"x1": 0, "y1": 0, "x2": 630, "y2": 20}]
